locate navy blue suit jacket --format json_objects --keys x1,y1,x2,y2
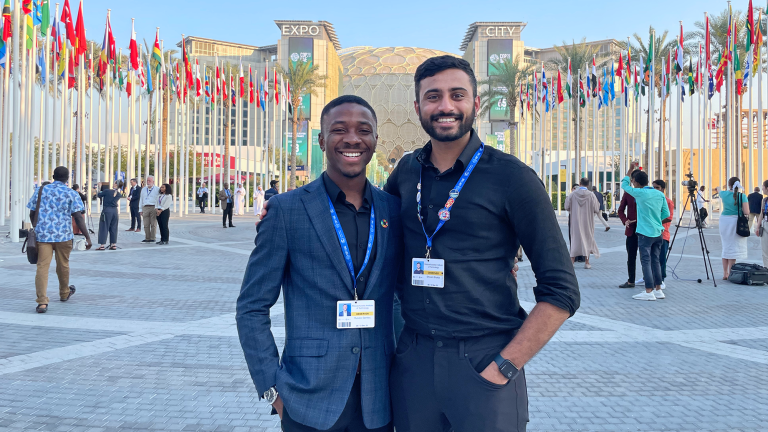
[{"x1": 236, "y1": 176, "x2": 402, "y2": 430}]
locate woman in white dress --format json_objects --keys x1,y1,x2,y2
[
  {"x1": 234, "y1": 183, "x2": 246, "y2": 215},
  {"x1": 719, "y1": 177, "x2": 750, "y2": 279},
  {"x1": 253, "y1": 186, "x2": 265, "y2": 217}
]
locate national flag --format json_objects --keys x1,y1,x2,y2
[
  {"x1": 566, "y1": 58, "x2": 572, "y2": 98},
  {"x1": 249, "y1": 66, "x2": 254, "y2": 104},
  {"x1": 281, "y1": 74, "x2": 286, "y2": 110},
  {"x1": 40, "y1": 0, "x2": 50, "y2": 35},
  {"x1": 734, "y1": 19, "x2": 744, "y2": 95},
  {"x1": 25, "y1": 14, "x2": 32, "y2": 50},
  {"x1": 129, "y1": 21, "x2": 139, "y2": 71},
  {"x1": 195, "y1": 59, "x2": 201, "y2": 97},
  {"x1": 526, "y1": 80, "x2": 531, "y2": 112},
  {"x1": 32, "y1": 0, "x2": 42, "y2": 26},
  {"x1": 578, "y1": 73, "x2": 586, "y2": 107},
  {"x1": 591, "y1": 57, "x2": 597, "y2": 97},
  {"x1": 541, "y1": 65, "x2": 548, "y2": 106},
  {"x1": 639, "y1": 54, "x2": 645, "y2": 96},
  {"x1": 214, "y1": 54, "x2": 220, "y2": 98},
  {"x1": 0, "y1": 40, "x2": 6, "y2": 69},
  {"x1": 688, "y1": 58, "x2": 695, "y2": 95},
  {"x1": 585, "y1": 65, "x2": 590, "y2": 101},
  {"x1": 287, "y1": 81, "x2": 293, "y2": 115},
  {"x1": 205, "y1": 70, "x2": 210, "y2": 104},
  {"x1": 230, "y1": 74, "x2": 236, "y2": 107},
  {"x1": 2, "y1": 0, "x2": 10, "y2": 42},
  {"x1": 634, "y1": 65, "x2": 639, "y2": 100},
  {"x1": 715, "y1": 51, "x2": 726, "y2": 90},
  {"x1": 61, "y1": 0, "x2": 75, "y2": 46},
  {"x1": 152, "y1": 29, "x2": 162, "y2": 73},
  {"x1": 22, "y1": 0, "x2": 31, "y2": 14},
  {"x1": 661, "y1": 52, "x2": 669, "y2": 100},
  {"x1": 145, "y1": 54, "x2": 153, "y2": 92},
  {"x1": 263, "y1": 66, "x2": 269, "y2": 102},
  {"x1": 67, "y1": 51, "x2": 75, "y2": 88},
  {"x1": 239, "y1": 58, "x2": 245, "y2": 98},
  {"x1": 519, "y1": 82, "x2": 524, "y2": 118},
  {"x1": 616, "y1": 52, "x2": 624, "y2": 92},
  {"x1": 126, "y1": 71, "x2": 132, "y2": 97},
  {"x1": 259, "y1": 78, "x2": 265, "y2": 111},
  {"x1": 221, "y1": 65, "x2": 227, "y2": 100},
  {"x1": 38, "y1": 44, "x2": 46, "y2": 83},
  {"x1": 755, "y1": 10, "x2": 764, "y2": 75},
  {"x1": 57, "y1": 37, "x2": 67, "y2": 77},
  {"x1": 747, "y1": 0, "x2": 755, "y2": 53},
  {"x1": 182, "y1": 38, "x2": 193, "y2": 88},
  {"x1": 73, "y1": 0, "x2": 85, "y2": 58},
  {"x1": 643, "y1": 32, "x2": 653, "y2": 86},
  {"x1": 602, "y1": 68, "x2": 609, "y2": 107},
  {"x1": 705, "y1": 13, "x2": 711, "y2": 67},
  {"x1": 695, "y1": 45, "x2": 702, "y2": 89},
  {"x1": 556, "y1": 69, "x2": 564, "y2": 104},
  {"x1": 274, "y1": 68, "x2": 279, "y2": 105},
  {"x1": 117, "y1": 55, "x2": 124, "y2": 90},
  {"x1": 533, "y1": 69, "x2": 538, "y2": 105},
  {"x1": 98, "y1": 15, "x2": 110, "y2": 78},
  {"x1": 675, "y1": 25, "x2": 684, "y2": 74}
]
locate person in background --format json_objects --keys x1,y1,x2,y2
[
  {"x1": 565, "y1": 178, "x2": 606, "y2": 269},
  {"x1": 696, "y1": 186, "x2": 711, "y2": 228},
  {"x1": 755, "y1": 180, "x2": 768, "y2": 267},
  {"x1": 197, "y1": 183, "x2": 209, "y2": 214},
  {"x1": 156, "y1": 184, "x2": 173, "y2": 245},
  {"x1": 96, "y1": 181, "x2": 123, "y2": 251},
  {"x1": 234, "y1": 183, "x2": 246, "y2": 215},
  {"x1": 138, "y1": 176, "x2": 160, "y2": 243},
  {"x1": 71, "y1": 184, "x2": 88, "y2": 236},
  {"x1": 652, "y1": 180, "x2": 673, "y2": 290},
  {"x1": 719, "y1": 177, "x2": 750, "y2": 280},
  {"x1": 218, "y1": 183, "x2": 235, "y2": 228},
  {"x1": 618, "y1": 170, "x2": 640, "y2": 288},
  {"x1": 27, "y1": 166, "x2": 92, "y2": 313},
  {"x1": 126, "y1": 179, "x2": 142, "y2": 232},
  {"x1": 592, "y1": 185, "x2": 605, "y2": 219},
  {"x1": 567, "y1": 184, "x2": 587, "y2": 263},
  {"x1": 252, "y1": 185, "x2": 265, "y2": 218},
  {"x1": 748, "y1": 187, "x2": 763, "y2": 231},
  {"x1": 264, "y1": 179, "x2": 279, "y2": 201}
]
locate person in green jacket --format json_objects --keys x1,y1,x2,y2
[{"x1": 620, "y1": 162, "x2": 670, "y2": 301}]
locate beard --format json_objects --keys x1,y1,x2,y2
[{"x1": 420, "y1": 107, "x2": 476, "y2": 142}]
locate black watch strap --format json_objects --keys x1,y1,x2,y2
[{"x1": 494, "y1": 354, "x2": 520, "y2": 380}]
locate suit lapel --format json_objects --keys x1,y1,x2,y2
[
  {"x1": 364, "y1": 189, "x2": 389, "y2": 298},
  {"x1": 301, "y1": 180, "x2": 355, "y2": 294}
]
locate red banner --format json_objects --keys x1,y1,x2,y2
[{"x1": 199, "y1": 153, "x2": 236, "y2": 169}]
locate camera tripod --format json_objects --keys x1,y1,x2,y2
[{"x1": 667, "y1": 188, "x2": 717, "y2": 287}]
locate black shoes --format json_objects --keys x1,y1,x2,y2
[
  {"x1": 223, "y1": 225, "x2": 227, "y2": 228},
  {"x1": 61, "y1": 286, "x2": 76, "y2": 302},
  {"x1": 618, "y1": 282, "x2": 635, "y2": 288},
  {"x1": 141, "y1": 239, "x2": 153, "y2": 243},
  {"x1": 229, "y1": 225, "x2": 235, "y2": 228},
  {"x1": 156, "y1": 241, "x2": 168, "y2": 245}
]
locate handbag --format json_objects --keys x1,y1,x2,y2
[
  {"x1": 737, "y1": 193, "x2": 750, "y2": 237},
  {"x1": 22, "y1": 184, "x2": 46, "y2": 264}
]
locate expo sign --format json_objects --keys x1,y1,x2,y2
[
  {"x1": 484, "y1": 26, "x2": 517, "y2": 38},
  {"x1": 282, "y1": 25, "x2": 320, "y2": 36}
]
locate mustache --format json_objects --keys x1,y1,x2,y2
[{"x1": 430, "y1": 112, "x2": 463, "y2": 122}]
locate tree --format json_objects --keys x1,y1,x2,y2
[
  {"x1": 477, "y1": 55, "x2": 535, "y2": 158},
  {"x1": 545, "y1": 38, "x2": 612, "y2": 177},
  {"x1": 278, "y1": 60, "x2": 326, "y2": 189}
]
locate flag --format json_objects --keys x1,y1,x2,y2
[
  {"x1": 22, "y1": 0, "x2": 31, "y2": 14},
  {"x1": 591, "y1": 57, "x2": 597, "y2": 97},
  {"x1": 0, "y1": 40, "x2": 6, "y2": 69},
  {"x1": 129, "y1": 21, "x2": 138, "y2": 71},
  {"x1": 585, "y1": 66, "x2": 590, "y2": 101},
  {"x1": 578, "y1": 73, "x2": 586, "y2": 107},
  {"x1": 639, "y1": 54, "x2": 645, "y2": 96},
  {"x1": 695, "y1": 45, "x2": 702, "y2": 89},
  {"x1": 259, "y1": 78, "x2": 265, "y2": 111},
  {"x1": 263, "y1": 66, "x2": 269, "y2": 102},
  {"x1": 146, "y1": 54, "x2": 153, "y2": 92},
  {"x1": 2, "y1": 0, "x2": 10, "y2": 42},
  {"x1": 40, "y1": 0, "x2": 49, "y2": 35},
  {"x1": 609, "y1": 62, "x2": 615, "y2": 102},
  {"x1": 67, "y1": 51, "x2": 75, "y2": 88},
  {"x1": 25, "y1": 14, "x2": 32, "y2": 50},
  {"x1": 734, "y1": 19, "x2": 744, "y2": 95},
  {"x1": 117, "y1": 55, "x2": 124, "y2": 90},
  {"x1": 32, "y1": 0, "x2": 42, "y2": 26},
  {"x1": 182, "y1": 38, "x2": 193, "y2": 87},
  {"x1": 61, "y1": 0, "x2": 75, "y2": 46},
  {"x1": 616, "y1": 52, "x2": 624, "y2": 92},
  {"x1": 274, "y1": 68, "x2": 279, "y2": 105},
  {"x1": 249, "y1": 66, "x2": 254, "y2": 104},
  {"x1": 152, "y1": 29, "x2": 162, "y2": 73},
  {"x1": 519, "y1": 82, "x2": 524, "y2": 118},
  {"x1": 98, "y1": 15, "x2": 110, "y2": 78},
  {"x1": 57, "y1": 36, "x2": 67, "y2": 76},
  {"x1": 230, "y1": 74, "x2": 236, "y2": 107},
  {"x1": 688, "y1": 57, "x2": 695, "y2": 95},
  {"x1": 643, "y1": 32, "x2": 653, "y2": 86},
  {"x1": 634, "y1": 65, "x2": 639, "y2": 100},
  {"x1": 541, "y1": 65, "x2": 548, "y2": 106},
  {"x1": 195, "y1": 59, "x2": 201, "y2": 97},
  {"x1": 556, "y1": 69, "x2": 563, "y2": 104},
  {"x1": 675, "y1": 25, "x2": 684, "y2": 74},
  {"x1": 661, "y1": 53, "x2": 668, "y2": 100},
  {"x1": 205, "y1": 70, "x2": 210, "y2": 104},
  {"x1": 287, "y1": 81, "x2": 293, "y2": 115},
  {"x1": 705, "y1": 13, "x2": 711, "y2": 67},
  {"x1": 73, "y1": 0, "x2": 85, "y2": 58},
  {"x1": 533, "y1": 69, "x2": 538, "y2": 105},
  {"x1": 755, "y1": 10, "x2": 763, "y2": 75},
  {"x1": 281, "y1": 74, "x2": 286, "y2": 110},
  {"x1": 747, "y1": 0, "x2": 755, "y2": 53},
  {"x1": 715, "y1": 51, "x2": 726, "y2": 90},
  {"x1": 566, "y1": 58, "x2": 572, "y2": 98},
  {"x1": 214, "y1": 54, "x2": 220, "y2": 98},
  {"x1": 38, "y1": 45, "x2": 46, "y2": 83},
  {"x1": 239, "y1": 59, "x2": 245, "y2": 98}
]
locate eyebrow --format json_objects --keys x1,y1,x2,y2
[
  {"x1": 329, "y1": 120, "x2": 375, "y2": 128},
  {"x1": 423, "y1": 87, "x2": 469, "y2": 95}
]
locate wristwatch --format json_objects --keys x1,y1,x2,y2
[
  {"x1": 262, "y1": 386, "x2": 278, "y2": 405},
  {"x1": 494, "y1": 354, "x2": 520, "y2": 381}
]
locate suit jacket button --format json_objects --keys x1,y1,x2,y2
[{"x1": 352, "y1": 347, "x2": 360, "y2": 354}]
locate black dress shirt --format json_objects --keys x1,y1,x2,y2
[
  {"x1": 384, "y1": 129, "x2": 580, "y2": 338},
  {"x1": 323, "y1": 173, "x2": 377, "y2": 298},
  {"x1": 97, "y1": 188, "x2": 122, "y2": 208}
]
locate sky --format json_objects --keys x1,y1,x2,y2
[{"x1": 84, "y1": 0, "x2": 739, "y2": 56}]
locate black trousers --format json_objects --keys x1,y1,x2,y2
[
  {"x1": 626, "y1": 232, "x2": 639, "y2": 282},
  {"x1": 391, "y1": 327, "x2": 528, "y2": 432},
  {"x1": 129, "y1": 205, "x2": 141, "y2": 229},
  {"x1": 98, "y1": 207, "x2": 119, "y2": 245},
  {"x1": 282, "y1": 373, "x2": 392, "y2": 432},
  {"x1": 222, "y1": 202, "x2": 233, "y2": 226},
  {"x1": 198, "y1": 196, "x2": 207, "y2": 212},
  {"x1": 157, "y1": 209, "x2": 170, "y2": 242}
]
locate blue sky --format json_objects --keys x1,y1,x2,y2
[{"x1": 84, "y1": 0, "x2": 741, "y2": 56}]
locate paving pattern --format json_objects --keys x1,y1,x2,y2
[{"x1": 1, "y1": 205, "x2": 767, "y2": 432}]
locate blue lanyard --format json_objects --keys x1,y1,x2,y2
[
  {"x1": 418, "y1": 143, "x2": 484, "y2": 256},
  {"x1": 327, "y1": 195, "x2": 376, "y2": 300}
]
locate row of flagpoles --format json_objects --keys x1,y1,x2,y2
[
  {"x1": 0, "y1": 0, "x2": 292, "y2": 242},
  {"x1": 516, "y1": 1, "x2": 768, "y2": 217}
]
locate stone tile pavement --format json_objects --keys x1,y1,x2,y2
[{"x1": 1, "y1": 206, "x2": 767, "y2": 431}]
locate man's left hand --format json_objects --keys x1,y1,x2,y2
[
  {"x1": 511, "y1": 258, "x2": 519, "y2": 280},
  {"x1": 479, "y1": 362, "x2": 509, "y2": 385}
]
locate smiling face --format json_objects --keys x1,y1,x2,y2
[
  {"x1": 160, "y1": 185, "x2": 166, "y2": 194},
  {"x1": 416, "y1": 263, "x2": 422, "y2": 271},
  {"x1": 319, "y1": 103, "x2": 378, "y2": 179},
  {"x1": 146, "y1": 177, "x2": 155, "y2": 188},
  {"x1": 415, "y1": 69, "x2": 479, "y2": 143}
]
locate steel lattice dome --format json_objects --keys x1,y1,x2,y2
[{"x1": 340, "y1": 47, "x2": 460, "y2": 161}]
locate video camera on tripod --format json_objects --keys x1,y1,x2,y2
[{"x1": 681, "y1": 173, "x2": 698, "y2": 194}]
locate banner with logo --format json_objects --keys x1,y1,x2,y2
[
  {"x1": 289, "y1": 37, "x2": 313, "y2": 117},
  {"x1": 487, "y1": 39, "x2": 513, "y2": 76}
]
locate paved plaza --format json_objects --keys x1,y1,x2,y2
[{"x1": 1, "y1": 206, "x2": 768, "y2": 432}]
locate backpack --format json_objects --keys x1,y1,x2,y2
[{"x1": 728, "y1": 263, "x2": 768, "y2": 286}]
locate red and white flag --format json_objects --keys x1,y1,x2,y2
[
  {"x1": 195, "y1": 59, "x2": 202, "y2": 97},
  {"x1": 129, "y1": 20, "x2": 139, "y2": 71},
  {"x1": 239, "y1": 58, "x2": 245, "y2": 98}
]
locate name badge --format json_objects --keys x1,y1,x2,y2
[
  {"x1": 336, "y1": 300, "x2": 376, "y2": 329},
  {"x1": 412, "y1": 258, "x2": 445, "y2": 288}
]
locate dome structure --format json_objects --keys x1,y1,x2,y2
[{"x1": 340, "y1": 47, "x2": 460, "y2": 161}]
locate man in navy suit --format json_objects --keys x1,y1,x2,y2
[{"x1": 237, "y1": 95, "x2": 401, "y2": 432}]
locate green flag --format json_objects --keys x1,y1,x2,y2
[
  {"x1": 687, "y1": 58, "x2": 695, "y2": 95},
  {"x1": 40, "y1": 0, "x2": 49, "y2": 35}
]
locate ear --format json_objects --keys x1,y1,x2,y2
[
  {"x1": 318, "y1": 132, "x2": 326, "y2": 152},
  {"x1": 413, "y1": 100, "x2": 420, "y2": 118},
  {"x1": 474, "y1": 95, "x2": 481, "y2": 112}
]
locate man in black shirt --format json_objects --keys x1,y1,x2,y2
[
  {"x1": 126, "y1": 179, "x2": 142, "y2": 232},
  {"x1": 748, "y1": 187, "x2": 763, "y2": 230},
  {"x1": 265, "y1": 180, "x2": 280, "y2": 201},
  {"x1": 384, "y1": 56, "x2": 579, "y2": 432}
]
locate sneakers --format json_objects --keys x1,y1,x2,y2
[
  {"x1": 584, "y1": 263, "x2": 591, "y2": 269},
  {"x1": 660, "y1": 281, "x2": 666, "y2": 290},
  {"x1": 635, "y1": 278, "x2": 644, "y2": 284},
  {"x1": 618, "y1": 282, "x2": 635, "y2": 288},
  {"x1": 653, "y1": 289, "x2": 666, "y2": 299},
  {"x1": 632, "y1": 291, "x2": 657, "y2": 301}
]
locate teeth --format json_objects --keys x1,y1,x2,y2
[
  {"x1": 342, "y1": 152, "x2": 362, "y2": 157},
  {"x1": 437, "y1": 118, "x2": 456, "y2": 123}
]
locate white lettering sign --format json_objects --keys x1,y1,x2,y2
[
  {"x1": 282, "y1": 25, "x2": 321, "y2": 36},
  {"x1": 484, "y1": 26, "x2": 517, "y2": 37}
]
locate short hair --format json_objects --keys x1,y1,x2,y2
[
  {"x1": 579, "y1": 177, "x2": 590, "y2": 186},
  {"x1": 52, "y1": 166, "x2": 69, "y2": 181},
  {"x1": 131, "y1": 178, "x2": 138, "y2": 184},
  {"x1": 147, "y1": 175, "x2": 155, "y2": 181},
  {"x1": 634, "y1": 171, "x2": 649, "y2": 186},
  {"x1": 414, "y1": 55, "x2": 477, "y2": 102},
  {"x1": 653, "y1": 179, "x2": 666, "y2": 190},
  {"x1": 591, "y1": 186, "x2": 597, "y2": 191},
  {"x1": 700, "y1": 185, "x2": 706, "y2": 190},
  {"x1": 756, "y1": 187, "x2": 761, "y2": 192},
  {"x1": 72, "y1": 184, "x2": 80, "y2": 191},
  {"x1": 270, "y1": 180, "x2": 278, "y2": 188},
  {"x1": 320, "y1": 95, "x2": 377, "y2": 134}
]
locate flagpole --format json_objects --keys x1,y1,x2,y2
[
  {"x1": 36, "y1": 24, "x2": 44, "y2": 185},
  {"x1": 676, "y1": 24, "x2": 683, "y2": 212},
  {"x1": 557, "y1": 73, "x2": 562, "y2": 215},
  {"x1": 173, "y1": 83, "x2": 179, "y2": 215},
  {"x1": 0, "y1": 4, "x2": 11, "y2": 226},
  {"x1": 697, "y1": 51, "x2": 702, "y2": 191},
  {"x1": 690, "y1": 56, "x2": 695, "y2": 178},
  {"x1": 759, "y1": 25, "x2": 764, "y2": 185},
  {"x1": 8, "y1": 0, "x2": 19, "y2": 240}
]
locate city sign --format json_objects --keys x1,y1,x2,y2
[
  {"x1": 483, "y1": 26, "x2": 518, "y2": 37},
  {"x1": 282, "y1": 25, "x2": 320, "y2": 36}
]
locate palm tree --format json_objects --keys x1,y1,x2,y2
[
  {"x1": 278, "y1": 60, "x2": 326, "y2": 189},
  {"x1": 617, "y1": 27, "x2": 677, "y2": 173},
  {"x1": 477, "y1": 55, "x2": 535, "y2": 158},
  {"x1": 545, "y1": 38, "x2": 612, "y2": 176}
]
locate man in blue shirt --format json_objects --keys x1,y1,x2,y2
[
  {"x1": 219, "y1": 183, "x2": 235, "y2": 228},
  {"x1": 26, "y1": 167, "x2": 93, "y2": 313},
  {"x1": 621, "y1": 162, "x2": 670, "y2": 301}
]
